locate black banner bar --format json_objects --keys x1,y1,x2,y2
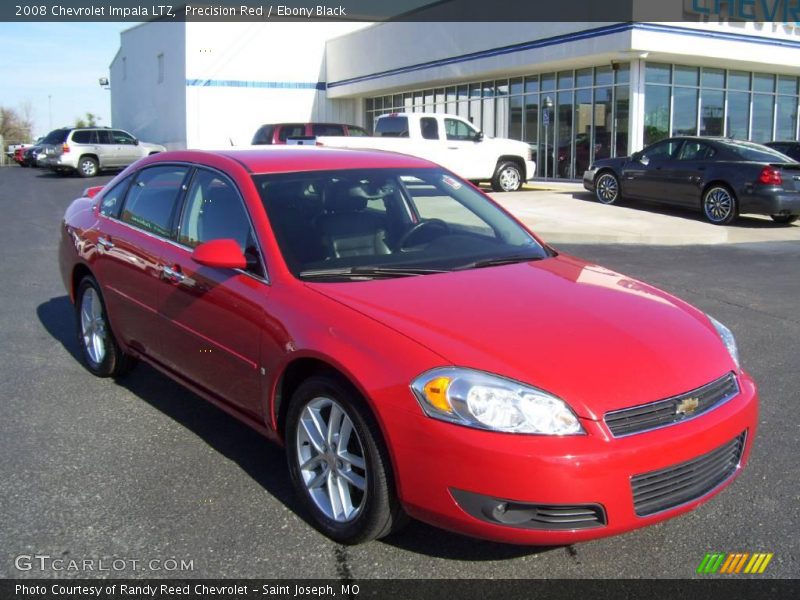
[
  {"x1": 4, "y1": 0, "x2": 800, "y2": 23},
  {"x1": 2, "y1": 579, "x2": 799, "y2": 600}
]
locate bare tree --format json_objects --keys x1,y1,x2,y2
[
  {"x1": 75, "y1": 112, "x2": 100, "y2": 128},
  {"x1": 0, "y1": 105, "x2": 34, "y2": 145}
]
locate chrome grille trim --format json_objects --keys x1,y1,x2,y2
[{"x1": 604, "y1": 372, "x2": 739, "y2": 437}]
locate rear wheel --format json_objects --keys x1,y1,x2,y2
[
  {"x1": 491, "y1": 161, "x2": 523, "y2": 192},
  {"x1": 285, "y1": 375, "x2": 405, "y2": 544},
  {"x1": 770, "y1": 214, "x2": 798, "y2": 225},
  {"x1": 702, "y1": 185, "x2": 737, "y2": 225},
  {"x1": 75, "y1": 277, "x2": 135, "y2": 377},
  {"x1": 595, "y1": 171, "x2": 620, "y2": 205},
  {"x1": 78, "y1": 156, "x2": 98, "y2": 178}
]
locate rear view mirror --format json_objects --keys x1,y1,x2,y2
[{"x1": 192, "y1": 239, "x2": 246, "y2": 270}]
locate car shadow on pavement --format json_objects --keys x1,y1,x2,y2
[
  {"x1": 569, "y1": 192, "x2": 797, "y2": 228},
  {"x1": 37, "y1": 294, "x2": 558, "y2": 560}
]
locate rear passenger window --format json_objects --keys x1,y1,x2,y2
[
  {"x1": 96, "y1": 130, "x2": 113, "y2": 144},
  {"x1": 99, "y1": 175, "x2": 133, "y2": 218},
  {"x1": 120, "y1": 166, "x2": 188, "y2": 237},
  {"x1": 312, "y1": 124, "x2": 345, "y2": 136},
  {"x1": 72, "y1": 130, "x2": 95, "y2": 144},
  {"x1": 278, "y1": 125, "x2": 305, "y2": 142}
]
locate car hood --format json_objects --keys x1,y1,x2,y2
[
  {"x1": 307, "y1": 255, "x2": 736, "y2": 420},
  {"x1": 592, "y1": 156, "x2": 628, "y2": 170}
]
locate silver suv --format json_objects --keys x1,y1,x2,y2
[{"x1": 42, "y1": 127, "x2": 165, "y2": 177}]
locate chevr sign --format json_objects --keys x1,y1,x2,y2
[{"x1": 686, "y1": 0, "x2": 800, "y2": 24}]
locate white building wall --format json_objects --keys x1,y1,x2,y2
[
  {"x1": 184, "y1": 22, "x2": 367, "y2": 148},
  {"x1": 110, "y1": 22, "x2": 186, "y2": 149}
]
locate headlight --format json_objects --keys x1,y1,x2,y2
[
  {"x1": 708, "y1": 315, "x2": 740, "y2": 369},
  {"x1": 411, "y1": 367, "x2": 583, "y2": 435}
]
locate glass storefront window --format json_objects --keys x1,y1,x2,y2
[
  {"x1": 646, "y1": 63, "x2": 671, "y2": 84},
  {"x1": 726, "y1": 91, "x2": 750, "y2": 139},
  {"x1": 541, "y1": 73, "x2": 555, "y2": 92},
  {"x1": 614, "y1": 85, "x2": 629, "y2": 157},
  {"x1": 594, "y1": 86, "x2": 613, "y2": 161},
  {"x1": 496, "y1": 80, "x2": 509, "y2": 96},
  {"x1": 558, "y1": 71, "x2": 574, "y2": 90},
  {"x1": 751, "y1": 94, "x2": 774, "y2": 142},
  {"x1": 574, "y1": 88, "x2": 593, "y2": 176},
  {"x1": 614, "y1": 63, "x2": 630, "y2": 85},
  {"x1": 753, "y1": 73, "x2": 775, "y2": 93},
  {"x1": 576, "y1": 68, "x2": 593, "y2": 88},
  {"x1": 644, "y1": 84, "x2": 670, "y2": 145},
  {"x1": 702, "y1": 68, "x2": 725, "y2": 89},
  {"x1": 595, "y1": 66, "x2": 613, "y2": 87},
  {"x1": 510, "y1": 78, "x2": 523, "y2": 95},
  {"x1": 556, "y1": 90, "x2": 573, "y2": 179},
  {"x1": 775, "y1": 95, "x2": 797, "y2": 140},
  {"x1": 700, "y1": 89, "x2": 724, "y2": 136},
  {"x1": 524, "y1": 94, "x2": 539, "y2": 146},
  {"x1": 672, "y1": 87, "x2": 698, "y2": 136},
  {"x1": 510, "y1": 95, "x2": 523, "y2": 140},
  {"x1": 675, "y1": 66, "x2": 699, "y2": 87},
  {"x1": 457, "y1": 85, "x2": 468, "y2": 101},
  {"x1": 728, "y1": 71, "x2": 751, "y2": 91},
  {"x1": 525, "y1": 75, "x2": 539, "y2": 93},
  {"x1": 777, "y1": 76, "x2": 798, "y2": 96}
]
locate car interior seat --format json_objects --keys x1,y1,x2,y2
[{"x1": 316, "y1": 181, "x2": 391, "y2": 259}]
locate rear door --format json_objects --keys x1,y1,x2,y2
[
  {"x1": 156, "y1": 167, "x2": 266, "y2": 417},
  {"x1": 92, "y1": 164, "x2": 190, "y2": 358},
  {"x1": 669, "y1": 141, "x2": 718, "y2": 206}
]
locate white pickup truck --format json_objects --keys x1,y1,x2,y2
[{"x1": 315, "y1": 113, "x2": 535, "y2": 192}]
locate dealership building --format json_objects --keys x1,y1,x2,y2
[{"x1": 110, "y1": 19, "x2": 800, "y2": 179}]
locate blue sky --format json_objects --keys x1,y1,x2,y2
[{"x1": 0, "y1": 22, "x2": 131, "y2": 138}]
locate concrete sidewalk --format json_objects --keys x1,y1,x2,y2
[{"x1": 490, "y1": 182, "x2": 800, "y2": 245}]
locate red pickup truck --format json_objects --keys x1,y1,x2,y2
[{"x1": 251, "y1": 122, "x2": 368, "y2": 145}]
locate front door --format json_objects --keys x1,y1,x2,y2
[
  {"x1": 622, "y1": 139, "x2": 683, "y2": 201},
  {"x1": 157, "y1": 168, "x2": 266, "y2": 417}
]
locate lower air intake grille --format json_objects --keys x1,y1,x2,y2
[{"x1": 631, "y1": 431, "x2": 746, "y2": 517}]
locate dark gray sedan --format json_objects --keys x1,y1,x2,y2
[{"x1": 583, "y1": 137, "x2": 800, "y2": 225}]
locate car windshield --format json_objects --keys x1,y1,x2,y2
[
  {"x1": 253, "y1": 168, "x2": 550, "y2": 281},
  {"x1": 723, "y1": 140, "x2": 795, "y2": 163}
]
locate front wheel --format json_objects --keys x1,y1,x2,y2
[
  {"x1": 491, "y1": 161, "x2": 523, "y2": 192},
  {"x1": 702, "y1": 185, "x2": 737, "y2": 225},
  {"x1": 770, "y1": 214, "x2": 798, "y2": 225},
  {"x1": 595, "y1": 171, "x2": 621, "y2": 205},
  {"x1": 285, "y1": 376, "x2": 405, "y2": 544},
  {"x1": 75, "y1": 277, "x2": 135, "y2": 377}
]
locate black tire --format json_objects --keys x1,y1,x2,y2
[
  {"x1": 491, "y1": 161, "x2": 523, "y2": 192},
  {"x1": 702, "y1": 185, "x2": 738, "y2": 225},
  {"x1": 595, "y1": 171, "x2": 621, "y2": 205},
  {"x1": 285, "y1": 375, "x2": 406, "y2": 544},
  {"x1": 78, "y1": 156, "x2": 99, "y2": 178},
  {"x1": 75, "y1": 276, "x2": 135, "y2": 378},
  {"x1": 770, "y1": 214, "x2": 798, "y2": 225}
]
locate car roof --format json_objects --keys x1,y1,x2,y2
[{"x1": 156, "y1": 146, "x2": 440, "y2": 174}]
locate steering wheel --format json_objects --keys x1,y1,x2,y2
[{"x1": 397, "y1": 219, "x2": 450, "y2": 250}]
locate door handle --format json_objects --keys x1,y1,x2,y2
[
  {"x1": 447, "y1": 147, "x2": 459, "y2": 150},
  {"x1": 97, "y1": 236, "x2": 114, "y2": 249},
  {"x1": 162, "y1": 265, "x2": 185, "y2": 284}
]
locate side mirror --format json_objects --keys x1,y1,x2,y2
[
  {"x1": 191, "y1": 239, "x2": 246, "y2": 270},
  {"x1": 631, "y1": 151, "x2": 642, "y2": 161},
  {"x1": 133, "y1": 138, "x2": 139, "y2": 146},
  {"x1": 475, "y1": 131, "x2": 484, "y2": 142}
]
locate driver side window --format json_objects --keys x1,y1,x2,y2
[
  {"x1": 642, "y1": 140, "x2": 681, "y2": 161},
  {"x1": 444, "y1": 119, "x2": 478, "y2": 141},
  {"x1": 178, "y1": 169, "x2": 264, "y2": 277}
]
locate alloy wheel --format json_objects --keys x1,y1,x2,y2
[
  {"x1": 498, "y1": 166, "x2": 521, "y2": 192},
  {"x1": 295, "y1": 397, "x2": 367, "y2": 523},
  {"x1": 704, "y1": 187, "x2": 733, "y2": 223},
  {"x1": 80, "y1": 287, "x2": 107, "y2": 366},
  {"x1": 596, "y1": 173, "x2": 619, "y2": 204}
]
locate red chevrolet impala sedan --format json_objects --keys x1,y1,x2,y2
[{"x1": 59, "y1": 147, "x2": 758, "y2": 545}]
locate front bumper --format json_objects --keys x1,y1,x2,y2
[
  {"x1": 525, "y1": 160, "x2": 537, "y2": 181},
  {"x1": 583, "y1": 168, "x2": 598, "y2": 191},
  {"x1": 381, "y1": 372, "x2": 758, "y2": 545}
]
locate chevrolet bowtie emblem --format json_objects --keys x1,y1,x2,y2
[{"x1": 676, "y1": 397, "x2": 700, "y2": 416}]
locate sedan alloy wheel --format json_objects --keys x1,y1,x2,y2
[
  {"x1": 595, "y1": 172, "x2": 620, "y2": 204},
  {"x1": 703, "y1": 186, "x2": 737, "y2": 225}
]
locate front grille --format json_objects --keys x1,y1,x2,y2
[
  {"x1": 631, "y1": 431, "x2": 746, "y2": 517},
  {"x1": 605, "y1": 373, "x2": 739, "y2": 437}
]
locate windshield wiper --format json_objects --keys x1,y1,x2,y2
[
  {"x1": 299, "y1": 265, "x2": 449, "y2": 280},
  {"x1": 455, "y1": 254, "x2": 543, "y2": 271}
]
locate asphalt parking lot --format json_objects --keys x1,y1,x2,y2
[{"x1": 0, "y1": 165, "x2": 798, "y2": 579}]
